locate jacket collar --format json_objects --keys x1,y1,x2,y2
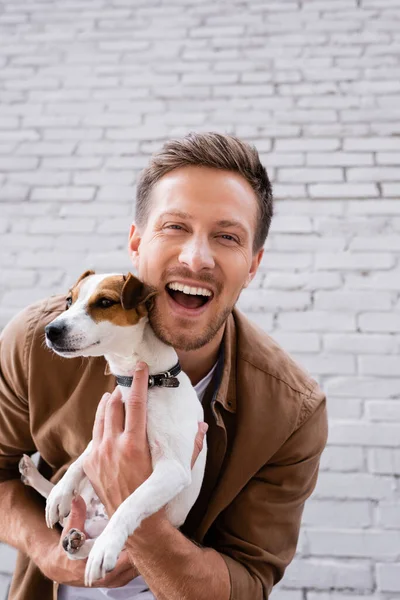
[{"x1": 212, "y1": 311, "x2": 237, "y2": 414}]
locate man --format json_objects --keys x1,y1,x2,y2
[{"x1": 0, "y1": 132, "x2": 328, "y2": 599}]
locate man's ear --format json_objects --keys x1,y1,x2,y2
[
  {"x1": 128, "y1": 223, "x2": 141, "y2": 270},
  {"x1": 243, "y1": 248, "x2": 264, "y2": 289},
  {"x1": 73, "y1": 270, "x2": 95, "y2": 288},
  {"x1": 121, "y1": 273, "x2": 157, "y2": 311}
]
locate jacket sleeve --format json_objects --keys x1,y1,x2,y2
[
  {"x1": 0, "y1": 305, "x2": 38, "y2": 482},
  {"x1": 215, "y1": 394, "x2": 328, "y2": 599}
]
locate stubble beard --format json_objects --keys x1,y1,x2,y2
[{"x1": 148, "y1": 300, "x2": 233, "y2": 351}]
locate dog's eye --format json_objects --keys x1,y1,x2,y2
[
  {"x1": 97, "y1": 298, "x2": 116, "y2": 309},
  {"x1": 66, "y1": 297, "x2": 72, "y2": 309}
]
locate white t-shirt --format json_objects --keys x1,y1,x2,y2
[{"x1": 58, "y1": 364, "x2": 217, "y2": 600}]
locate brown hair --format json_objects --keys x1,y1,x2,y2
[{"x1": 135, "y1": 132, "x2": 273, "y2": 252}]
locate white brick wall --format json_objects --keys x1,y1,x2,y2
[{"x1": 1, "y1": 0, "x2": 399, "y2": 598}]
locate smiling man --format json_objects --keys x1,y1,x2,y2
[{"x1": 0, "y1": 132, "x2": 328, "y2": 600}]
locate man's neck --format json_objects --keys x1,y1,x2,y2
[{"x1": 177, "y1": 325, "x2": 225, "y2": 386}]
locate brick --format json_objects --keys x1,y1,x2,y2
[
  {"x1": 382, "y1": 183, "x2": 400, "y2": 197},
  {"x1": 281, "y1": 558, "x2": 372, "y2": 591},
  {"x1": 41, "y1": 157, "x2": 103, "y2": 170},
  {"x1": 346, "y1": 272, "x2": 400, "y2": 291},
  {"x1": 329, "y1": 421, "x2": 400, "y2": 448},
  {"x1": 324, "y1": 334, "x2": 396, "y2": 354},
  {"x1": 264, "y1": 272, "x2": 342, "y2": 291},
  {"x1": 315, "y1": 252, "x2": 394, "y2": 270},
  {"x1": 269, "y1": 216, "x2": 312, "y2": 233},
  {"x1": 376, "y1": 152, "x2": 400, "y2": 165},
  {"x1": 325, "y1": 377, "x2": 400, "y2": 398},
  {"x1": 29, "y1": 218, "x2": 96, "y2": 235},
  {"x1": 270, "y1": 332, "x2": 320, "y2": 353},
  {"x1": 309, "y1": 183, "x2": 379, "y2": 198},
  {"x1": 349, "y1": 236, "x2": 400, "y2": 251},
  {"x1": 303, "y1": 499, "x2": 371, "y2": 528},
  {"x1": 344, "y1": 137, "x2": 400, "y2": 151},
  {"x1": 73, "y1": 171, "x2": 134, "y2": 185},
  {"x1": 368, "y1": 448, "x2": 400, "y2": 475},
  {"x1": 315, "y1": 291, "x2": 392, "y2": 311},
  {"x1": 293, "y1": 353, "x2": 355, "y2": 375},
  {"x1": 320, "y1": 446, "x2": 365, "y2": 472},
  {"x1": 278, "y1": 168, "x2": 343, "y2": 183},
  {"x1": 305, "y1": 529, "x2": 400, "y2": 559},
  {"x1": 366, "y1": 401, "x2": 400, "y2": 421},
  {"x1": 359, "y1": 355, "x2": 400, "y2": 377},
  {"x1": 377, "y1": 563, "x2": 400, "y2": 592},
  {"x1": 377, "y1": 502, "x2": 400, "y2": 529},
  {"x1": 277, "y1": 311, "x2": 355, "y2": 332},
  {"x1": 274, "y1": 138, "x2": 340, "y2": 152},
  {"x1": 31, "y1": 187, "x2": 96, "y2": 201},
  {"x1": 347, "y1": 167, "x2": 400, "y2": 182},
  {"x1": 306, "y1": 152, "x2": 374, "y2": 166},
  {"x1": 245, "y1": 313, "x2": 274, "y2": 332},
  {"x1": 0, "y1": 157, "x2": 39, "y2": 170},
  {"x1": 359, "y1": 312, "x2": 400, "y2": 333},
  {"x1": 238, "y1": 290, "x2": 310, "y2": 312},
  {"x1": 326, "y1": 397, "x2": 363, "y2": 420},
  {"x1": 259, "y1": 253, "x2": 312, "y2": 270}
]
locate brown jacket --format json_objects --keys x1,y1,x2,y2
[{"x1": 0, "y1": 295, "x2": 328, "y2": 600}]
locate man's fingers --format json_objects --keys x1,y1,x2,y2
[
  {"x1": 61, "y1": 495, "x2": 87, "y2": 537},
  {"x1": 191, "y1": 422, "x2": 208, "y2": 469},
  {"x1": 92, "y1": 392, "x2": 110, "y2": 445},
  {"x1": 104, "y1": 387, "x2": 124, "y2": 438},
  {"x1": 124, "y1": 362, "x2": 148, "y2": 439}
]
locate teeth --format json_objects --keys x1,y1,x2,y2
[{"x1": 167, "y1": 282, "x2": 212, "y2": 297}]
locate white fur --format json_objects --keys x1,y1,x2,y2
[{"x1": 31, "y1": 273, "x2": 207, "y2": 585}]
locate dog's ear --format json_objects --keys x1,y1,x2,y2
[
  {"x1": 121, "y1": 273, "x2": 157, "y2": 311},
  {"x1": 73, "y1": 270, "x2": 95, "y2": 288}
]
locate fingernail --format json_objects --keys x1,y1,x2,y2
[
  {"x1": 136, "y1": 361, "x2": 145, "y2": 371},
  {"x1": 200, "y1": 423, "x2": 208, "y2": 434}
]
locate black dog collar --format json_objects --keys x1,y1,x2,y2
[{"x1": 116, "y1": 361, "x2": 181, "y2": 389}]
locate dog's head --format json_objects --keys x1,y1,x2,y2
[{"x1": 45, "y1": 271, "x2": 156, "y2": 358}]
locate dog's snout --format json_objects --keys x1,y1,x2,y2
[{"x1": 45, "y1": 323, "x2": 67, "y2": 343}]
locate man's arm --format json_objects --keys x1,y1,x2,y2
[{"x1": 127, "y1": 516, "x2": 230, "y2": 600}]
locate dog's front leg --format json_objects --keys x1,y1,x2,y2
[
  {"x1": 46, "y1": 441, "x2": 93, "y2": 528},
  {"x1": 85, "y1": 457, "x2": 190, "y2": 586}
]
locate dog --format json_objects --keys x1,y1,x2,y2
[{"x1": 19, "y1": 270, "x2": 207, "y2": 586}]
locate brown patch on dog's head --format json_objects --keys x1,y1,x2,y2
[
  {"x1": 87, "y1": 273, "x2": 157, "y2": 327},
  {"x1": 68, "y1": 269, "x2": 95, "y2": 305}
]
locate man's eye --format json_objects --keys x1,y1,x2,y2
[
  {"x1": 165, "y1": 224, "x2": 183, "y2": 230},
  {"x1": 66, "y1": 297, "x2": 72, "y2": 309},
  {"x1": 97, "y1": 298, "x2": 117, "y2": 309},
  {"x1": 220, "y1": 234, "x2": 237, "y2": 242}
]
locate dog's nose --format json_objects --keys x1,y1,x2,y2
[{"x1": 45, "y1": 323, "x2": 67, "y2": 343}]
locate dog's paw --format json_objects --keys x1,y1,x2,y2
[
  {"x1": 62, "y1": 528, "x2": 86, "y2": 556},
  {"x1": 85, "y1": 532, "x2": 124, "y2": 586},
  {"x1": 45, "y1": 482, "x2": 76, "y2": 528},
  {"x1": 18, "y1": 454, "x2": 36, "y2": 486}
]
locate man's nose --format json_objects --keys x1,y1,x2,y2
[{"x1": 178, "y1": 237, "x2": 215, "y2": 272}]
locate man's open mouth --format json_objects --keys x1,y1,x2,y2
[{"x1": 166, "y1": 282, "x2": 213, "y2": 310}]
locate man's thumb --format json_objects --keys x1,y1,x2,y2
[{"x1": 61, "y1": 495, "x2": 87, "y2": 535}]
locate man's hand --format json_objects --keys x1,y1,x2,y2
[
  {"x1": 36, "y1": 495, "x2": 137, "y2": 587},
  {"x1": 83, "y1": 362, "x2": 208, "y2": 518}
]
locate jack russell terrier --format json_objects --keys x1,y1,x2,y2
[{"x1": 19, "y1": 270, "x2": 207, "y2": 586}]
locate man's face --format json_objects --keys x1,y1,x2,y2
[{"x1": 128, "y1": 165, "x2": 263, "y2": 351}]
